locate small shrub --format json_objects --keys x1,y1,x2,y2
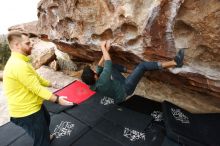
[{"x1": 0, "y1": 41, "x2": 10, "y2": 70}]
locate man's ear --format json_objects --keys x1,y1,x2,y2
[
  {"x1": 14, "y1": 41, "x2": 21, "y2": 49},
  {"x1": 15, "y1": 41, "x2": 19, "y2": 47}
]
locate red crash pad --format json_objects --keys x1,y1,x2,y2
[{"x1": 54, "y1": 80, "x2": 95, "y2": 104}]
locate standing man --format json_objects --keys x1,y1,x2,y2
[
  {"x1": 3, "y1": 31, "x2": 73, "y2": 146},
  {"x1": 81, "y1": 41, "x2": 184, "y2": 103}
]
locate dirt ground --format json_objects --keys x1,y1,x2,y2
[{"x1": 0, "y1": 81, "x2": 10, "y2": 126}]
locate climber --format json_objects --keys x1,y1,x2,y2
[{"x1": 81, "y1": 40, "x2": 184, "y2": 103}]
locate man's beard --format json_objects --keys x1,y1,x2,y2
[
  {"x1": 22, "y1": 47, "x2": 32, "y2": 55},
  {"x1": 26, "y1": 49, "x2": 32, "y2": 55}
]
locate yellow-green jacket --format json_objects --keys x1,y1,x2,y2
[{"x1": 3, "y1": 52, "x2": 52, "y2": 118}]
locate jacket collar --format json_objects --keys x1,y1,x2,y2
[{"x1": 11, "y1": 52, "x2": 30, "y2": 62}]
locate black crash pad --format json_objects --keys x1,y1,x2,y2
[
  {"x1": 9, "y1": 133, "x2": 33, "y2": 146},
  {"x1": 49, "y1": 112, "x2": 90, "y2": 146},
  {"x1": 103, "y1": 106, "x2": 153, "y2": 130},
  {"x1": 78, "y1": 92, "x2": 117, "y2": 112},
  {"x1": 72, "y1": 130, "x2": 123, "y2": 146},
  {"x1": 65, "y1": 93, "x2": 117, "y2": 127},
  {"x1": 163, "y1": 101, "x2": 220, "y2": 146},
  {"x1": 120, "y1": 95, "x2": 163, "y2": 123},
  {"x1": 94, "y1": 118, "x2": 165, "y2": 146},
  {"x1": 43, "y1": 100, "x2": 74, "y2": 114},
  {"x1": 161, "y1": 137, "x2": 181, "y2": 146},
  {"x1": 0, "y1": 122, "x2": 25, "y2": 146},
  {"x1": 9, "y1": 113, "x2": 90, "y2": 146}
]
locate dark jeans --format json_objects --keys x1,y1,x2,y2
[
  {"x1": 112, "y1": 62, "x2": 161, "y2": 96},
  {"x1": 11, "y1": 105, "x2": 51, "y2": 146}
]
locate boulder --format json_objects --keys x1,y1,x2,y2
[
  {"x1": 8, "y1": 21, "x2": 38, "y2": 35},
  {"x1": 55, "y1": 47, "x2": 77, "y2": 71},
  {"x1": 30, "y1": 40, "x2": 56, "y2": 69},
  {"x1": 7, "y1": 0, "x2": 220, "y2": 112},
  {"x1": 35, "y1": 0, "x2": 220, "y2": 99},
  {"x1": 49, "y1": 60, "x2": 59, "y2": 71}
]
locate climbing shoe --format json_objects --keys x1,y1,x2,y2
[{"x1": 174, "y1": 48, "x2": 185, "y2": 67}]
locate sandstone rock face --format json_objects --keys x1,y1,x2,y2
[
  {"x1": 8, "y1": 21, "x2": 38, "y2": 35},
  {"x1": 172, "y1": 0, "x2": 220, "y2": 98},
  {"x1": 37, "y1": 0, "x2": 220, "y2": 101},
  {"x1": 29, "y1": 39, "x2": 77, "y2": 70},
  {"x1": 49, "y1": 60, "x2": 59, "y2": 71},
  {"x1": 174, "y1": 0, "x2": 220, "y2": 70},
  {"x1": 37, "y1": 0, "x2": 184, "y2": 61},
  {"x1": 135, "y1": 77, "x2": 220, "y2": 113},
  {"x1": 55, "y1": 47, "x2": 78, "y2": 71},
  {"x1": 30, "y1": 39, "x2": 56, "y2": 69}
]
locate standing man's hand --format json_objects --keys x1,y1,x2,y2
[
  {"x1": 58, "y1": 96, "x2": 74, "y2": 106},
  {"x1": 49, "y1": 94, "x2": 74, "y2": 106}
]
